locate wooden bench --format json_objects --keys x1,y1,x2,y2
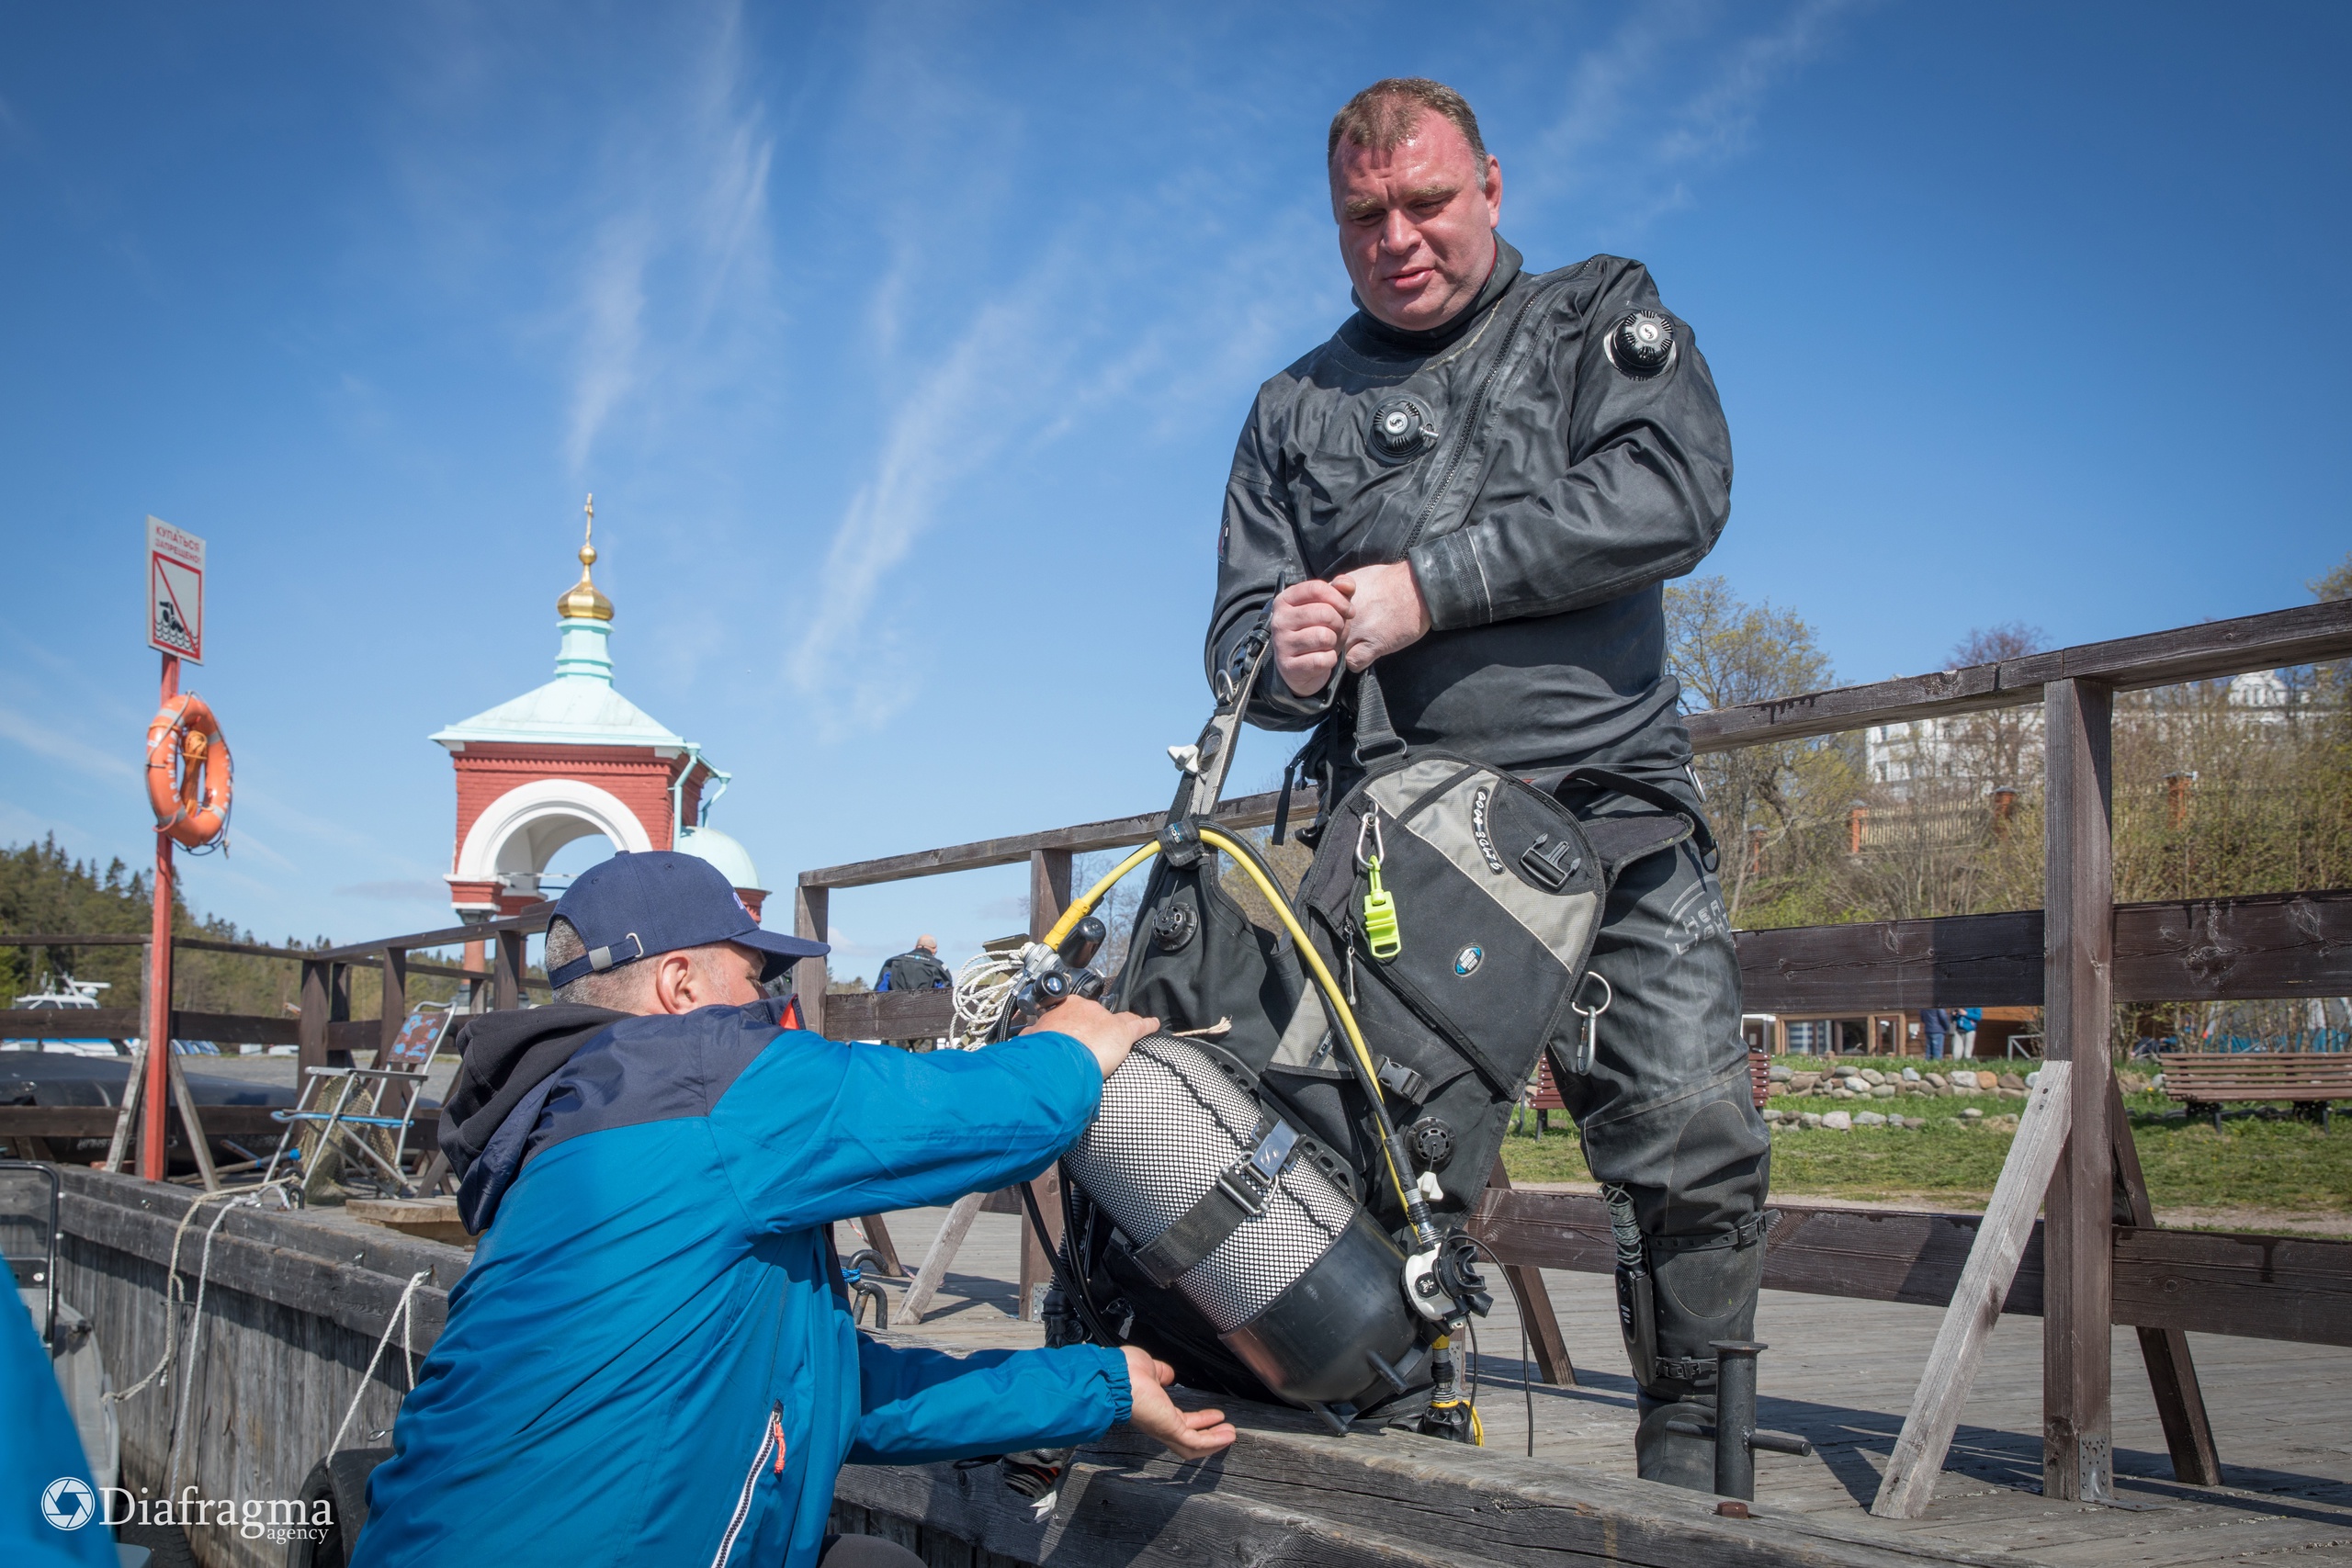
[{"x1": 2158, "y1": 1052, "x2": 2352, "y2": 1129}]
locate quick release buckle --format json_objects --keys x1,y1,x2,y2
[{"x1": 1216, "y1": 1120, "x2": 1298, "y2": 1215}]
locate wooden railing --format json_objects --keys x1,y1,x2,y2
[{"x1": 791, "y1": 599, "x2": 2352, "y2": 1508}]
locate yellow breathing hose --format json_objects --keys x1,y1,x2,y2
[{"x1": 1036, "y1": 827, "x2": 1423, "y2": 1229}]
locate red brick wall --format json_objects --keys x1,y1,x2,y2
[{"x1": 447, "y1": 744, "x2": 682, "y2": 870}]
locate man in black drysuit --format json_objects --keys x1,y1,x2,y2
[{"x1": 1204, "y1": 77, "x2": 1769, "y2": 1487}]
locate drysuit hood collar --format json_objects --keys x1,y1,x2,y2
[
  {"x1": 1348, "y1": 236, "x2": 1522, "y2": 354},
  {"x1": 439, "y1": 1003, "x2": 629, "y2": 1184}
]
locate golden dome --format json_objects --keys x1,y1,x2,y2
[{"x1": 557, "y1": 494, "x2": 613, "y2": 621}]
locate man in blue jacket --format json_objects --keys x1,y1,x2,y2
[{"x1": 356, "y1": 852, "x2": 1232, "y2": 1568}]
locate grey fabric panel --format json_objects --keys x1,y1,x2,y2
[
  {"x1": 1364, "y1": 758, "x2": 1474, "y2": 818},
  {"x1": 1270, "y1": 991, "x2": 1333, "y2": 1068},
  {"x1": 1391, "y1": 771, "x2": 1602, "y2": 967}
]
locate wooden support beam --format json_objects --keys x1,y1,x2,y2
[
  {"x1": 852, "y1": 1214, "x2": 904, "y2": 1277},
  {"x1": 2043, "y1": 677, "x2": 2115, "y2": 1503},
  {"x1": 298, "y1": 960, "x2": 330, "y2": 1076},
  {"x1": 2109, "y1": 1070, "x2": 2222, "y2": 1485},
  {"x1": 379, "y1": 947, "x2": 409, "y2": 1058},
  {"x1": 493, "y1": 931, "x2": 526, "y2": 1014},
  {"x1": 1485, "y1": 1160, "x2": 1575, "y2": 1387},
  {"x1": 1018, "y1": 849, "x2": 1074, "y2": 1320},
  {"x1": 1871, "y1": 1063, "x2": 2074, "y2": 1518},
  {"x1": 899, "y1": 1190, "x2": 984, "y2": 1325},
  {"x1": 794, "y1": 884, "x2": 829, "y2": 1039}
]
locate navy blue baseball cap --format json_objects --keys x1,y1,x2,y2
[{"x1": 546, "y1": 851, "x2": 828, "y2": 989}]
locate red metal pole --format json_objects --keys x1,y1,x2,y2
[{"x1": 141, "y1": 653, "x2": 178, "y2": 1181}]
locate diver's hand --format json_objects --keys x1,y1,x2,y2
[
  {"x1": 1270, "y1": 578, "x2": 1353, "y2": 697},
  {"x1": 1334, "y1": 561, "x2": 1430, "y2": 671},
  {"x1": 1022, "y1": 996, "x2": 1158, "y2": 1078},
  {"x1": 1120, "y1": 1347, "x2": 1237, "y2": 1461}
]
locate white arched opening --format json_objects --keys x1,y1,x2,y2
[{"x1": 453, "y1": 778, "x2": 656, "y2": 901}]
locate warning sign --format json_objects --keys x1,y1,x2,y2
[{"x1": 146, "y1": 516, "x2": 206, "y2": 664}]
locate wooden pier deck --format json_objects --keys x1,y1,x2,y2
[{"x1": 851, "y1": 1198, "x2": 2352, "y2": 1565}]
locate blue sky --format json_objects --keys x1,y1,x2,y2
[{"x1": 3, "y1": 1, "x2": 2346, "y2": 977}]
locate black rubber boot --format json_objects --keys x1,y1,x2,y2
[
  {"x1": 1635, "y1": 1393, "x2": 1718, "y2": 1489},
  {"x1": 1630, "y1": 1221, "x2": 1765, "y2": 1490}
]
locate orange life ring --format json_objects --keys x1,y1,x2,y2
[{"x1": 145, "y1": 694, "x2": 232, "y2": 850}]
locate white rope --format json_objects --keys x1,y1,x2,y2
[
  {"x1": 329, "y1": 1269, "x2": 433, "y2": 1458},
  {"x1": 110, "y1": 1179, "x2": 292, "y2": 1407},
  {"x1": 950, "y1": 950, "x2": 1023, "y2": 1048},
  {"x1": 164, "y1": 1195, "x2": 254, "y2": 1492}
]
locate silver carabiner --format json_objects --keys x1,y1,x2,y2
[
  {"x1": 1567, "y1": 970, "x2": 1613, "y2": 1076},
  {"x1": 1354, "y1": 804, "x2": 1385, "y2": 872}
]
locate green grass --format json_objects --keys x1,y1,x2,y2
[{"x1": 1498, "y1": 1091, "x2": 2352, "y2": 1215}]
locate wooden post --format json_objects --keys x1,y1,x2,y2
[
  {"x1": 2109, "y1": 1071, "x2": 2221, "y2": 1484},
  {"x1": 494, "y1": 931, "x2": 526, "y2": 1012},
  {"x1": 794, "y1": 884, "x2": 829, "y2": 1040},
  {"x1": 298, "y1": 959, "x2": 330, "y2": 1076},
  {"x1": 1486, "y1": 1160, "x2": 1576, "y2": 1386},
  {"x1": 1020, "y1": 850, "x2": 1074, "y2": 1319},
  {"x1": 2043, "y1": 677, "x2": 2115, "y2": 1503},
  {"x1": 327, "y1": 963, "x2": 352, "y2": 1064},
  {"x1": 380, "y1": 947, "x2": 409, "y2": 1056},
  {"x1": 899, "y1": 1190, "x2": 984, "y2": 1325}
]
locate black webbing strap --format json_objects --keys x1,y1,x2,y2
[
  {"x1": 1130, "y1": 1120, "x2": 1299, "y2": 1288},
  {"x1": 1352, "y1": 668, "x2": 1408, "y2": 765},
  {"x1": 1551, "y1": 765, "x2": 1718, "y2": 862}
]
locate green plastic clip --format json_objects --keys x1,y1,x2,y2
[{"x1": 1363, "y1": 856, "x2": 1401, "y2": 960}]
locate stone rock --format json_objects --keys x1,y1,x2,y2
[
  {"x1": 1820, "y1": 1111, "x2": 1852, "y2": 1132},
  {"x1": 1853, "y1": 1111, "x2": 1887, "y2": 1126},
  {"x1": 1800, "y1": 1112, "x2": 1822, "y2": 1129},
  {"x1": 1926, "y1": 1073, "x2": 1948, "y2": 1089},
  {"x1": 1769, "y1": 1064, "x2": 1792, "y2": 1082},
  {"x1": 2025, "y1": 1069, "x2": 2041, "y2": 1089},
  {"x1": 1860, "y1": 1068, "x2": 1887, "y2": 1086},
  {"x1": 1962, "y1": 1107, "x2": 1984, "y2": 1120},
  {"x1": 1901, "y1": 1066, "x2": 1921, "y2": 1081},
  {"x1": 1871, "y1": 1084, "x2": 1898, "y2": 1098},
  {"x1": 1762, "y1": 1107, "x2": 1783, "y2": 1123},
  {"x1": 1998, "y1": 1073, "x2": 2026, "y2": 1090},
  {"x1": 1831, "y1": 1087, "x2": 1855, "y2": 1100},
  {"x1": 1789, "y1": 1072, "x2": 1821, "y2": 1092},
  {"x1": 1949, "y1": 1069, "x2": 1980, "y2": 1089},
  {"x1": 2000, "y1": 1087, "x2": 2028, "y2": 1100}
]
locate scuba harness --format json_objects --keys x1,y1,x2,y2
[{"x1": 978, "y1": 612, "x2": 1707, "y2": 1442}]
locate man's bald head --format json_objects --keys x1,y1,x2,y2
[
  {"x1": 1327, "y1": 79, "x2": 1503, "y2": 333},
  {"x1": 916, "y1": 934, "x2": 938, "y2": 953}
]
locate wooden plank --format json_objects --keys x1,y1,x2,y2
[
  {"x1": 899, "y1": 1190, "x2": 985, "y2": 1325},
  {"x1": 794, "y1": 883, "x2": 829, "y2": 1039},
  {"x1": 837, "y1": 1409, "x2": 2001, "y2": 1568},
  {"x1": 1871, "y1": 1061, "x2": 2074, "y2": 1519},
  {"x1": 1686, "y1": 599, "x2": 2352, "y2": 752},
  {"x1": 799, "y1": 787, "x2": 1311, "y2": 892},
  {"x1": 822, "y1": 990, "x2": 957, "y2": 1042},
  {"x1": 310, "y1": 903, "x2": 552, "y2": 963},
  {"x1": 1471, "y1": 1186, "x2": 2352, "y2": 1346},
  {"x1": 379, "y1": 947, "x2": 408, "y2": 1060},
  {"x1": 2109, "y1": 1070, "x2": 2222, "y2": 1486},
  {"x1": 299, "y1": 960, "x2": 329, "y2": 1074},
  {"x1": 2041, "y1": 678, "x2": 2114, "y2": 1504},
  {"x1": 162, "y1": 1044, "x2": 220, "y2": 1192},
  {"x1": 0, "y1": 1008, "x2": 303, "y2": 1043},
  {"x1": 1735, "y1": 889, "x2": 2352, "y2": 1012},
  {"x1": 0, "y1": 1105, "x2": 439, "y2": 1139},
  {"x1": 854, "y1": 1213, "x2": 905, "y2": 1276},
  {"x1": 1484, "y1": 1159, "x2": 1575, "y2": 1387}
]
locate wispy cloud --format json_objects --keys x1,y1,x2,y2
[
  {"x1": 562, "y1": 0, "x2": 778, "y2": 475},
  {"x1": 0, "y1": 705, "x2": 140, "y2": 783},
  {"x1": 1518, "y1": 0, "x2": 1866, "y2": 233}
]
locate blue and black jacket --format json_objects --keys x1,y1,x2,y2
[{"x1": 354, "y1": 998, "x2": 1129, "y2": 1568}]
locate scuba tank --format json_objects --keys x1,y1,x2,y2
[{"x1": 1061, "y1": 1033, "x2": 1424, "y2": 1413}]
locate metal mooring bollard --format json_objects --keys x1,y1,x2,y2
[
  {"x1": 1694, "y1": 1339, "x2": 1813, "y2": 1504},
  {"x1": 1713, "y1": 1340, "x2": 1764, "y2": 1501}
]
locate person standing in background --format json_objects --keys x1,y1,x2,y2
[
  {"x1": 1919, "y1": 1007, "x2": 1950, "y2": 1062},
  {"x1": 877, "y1": 935, "x2": 953, "y2": 1052},
  {"x1": 1950, "y1": 1006, "x2": 1981, "y2": 1058}
]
